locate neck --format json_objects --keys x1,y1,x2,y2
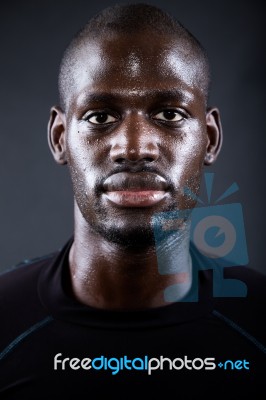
[{"x1": 69, "y1": 203, "x2": 192, "y2": 310}]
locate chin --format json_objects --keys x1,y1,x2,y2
[
  {"x1": 92, "y1": 222, "x2": 156, "y2": 248},
  {"x1": 79, "y1": 192, "x2": 193, "y2": 247}
]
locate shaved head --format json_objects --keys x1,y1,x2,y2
[{"x1": 58, "y1": 3, "x2": 211, "y2": 111}]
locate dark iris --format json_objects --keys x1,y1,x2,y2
[
  {"x1": 95, "y1": 113, "x2": 108, "y2": 123},
  {"x1": 163, "y1": 110, "x2": 177, "y2": 120}
]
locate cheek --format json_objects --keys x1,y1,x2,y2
[
  {"x1": 65, "y1": 128, "x2": 99, "y2": 194},
  {"x1": 170, "y1": 123, "x2": 207, "y2": 184}
]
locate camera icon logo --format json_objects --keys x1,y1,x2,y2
[{"x1": 152, "y1": 173, "x2": 249, "y2": 302}]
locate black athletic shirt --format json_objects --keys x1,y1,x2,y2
[{"x1": 0, "y1": 237, "x2": 265, "y2": 399}]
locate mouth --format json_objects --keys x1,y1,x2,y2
[{"x1": 102, "y1": 172, "x2": 169, "y2": 208}]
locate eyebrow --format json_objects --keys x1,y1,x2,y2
[{"x1": 77, "y1": 88, "x2": 193, "y2": 107}]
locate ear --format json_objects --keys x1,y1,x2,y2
[
  {"x1": 47, "y1": 106, "x2": 67, "y2": 165},
  {"x1": 204, "y1": 107, "x2": 223, "y2": 165}
]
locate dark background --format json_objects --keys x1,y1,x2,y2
[{"x1": 0, "y1": 0, "x2": 265, "y2": 274}]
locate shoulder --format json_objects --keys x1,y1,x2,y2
[
  {"x1": 0, "y1": 251, "x2": 58, "y2": 295},
  {"x1": 212, "y1": 266, "x2": 266, "y2": 349},
  {"x1": 0, "y1": 251, "x2": 59, "y2": 349}
]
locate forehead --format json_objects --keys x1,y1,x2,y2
[{"x1": 69, "y1": 32, "x2": 204, "y2": 108}]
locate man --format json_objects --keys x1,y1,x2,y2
[{"x1": 0, "y1": 3, "x2": 265, "y2": 398}]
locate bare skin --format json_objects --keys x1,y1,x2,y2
[{"x1": 48, "y1": 31, "x2": 222, "y2": 310}]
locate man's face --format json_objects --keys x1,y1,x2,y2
[{"x1": 60, "y1": 32, "x2": 214, "y2": 245}]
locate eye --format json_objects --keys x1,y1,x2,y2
[
  {"x1": 153, "y1": 110, "x2": 184, "y2": 122},
  {"x1": 85, "y1": 112, "x2": 118, "y2": 125}
]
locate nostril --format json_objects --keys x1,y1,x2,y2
[
  {"x1": 111, "y1": 144, "x2": 160, "y2": 163},
  {"x1": 143, "y1": 157, "x2": 155, "y2": 163},
  {"x1": 115, "y1": 158, "x2": 126, "y2": 164},
  {"x1": 114, "y1": 157, "x2": 155, "y2": 164}
]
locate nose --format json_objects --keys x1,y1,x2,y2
[{"x1": 110, "y1": 113, "x2": 160, "y2": 164}]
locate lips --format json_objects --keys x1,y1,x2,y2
[{"x1": 102, "y1": 172, "x2": 169, "y2": 207}]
